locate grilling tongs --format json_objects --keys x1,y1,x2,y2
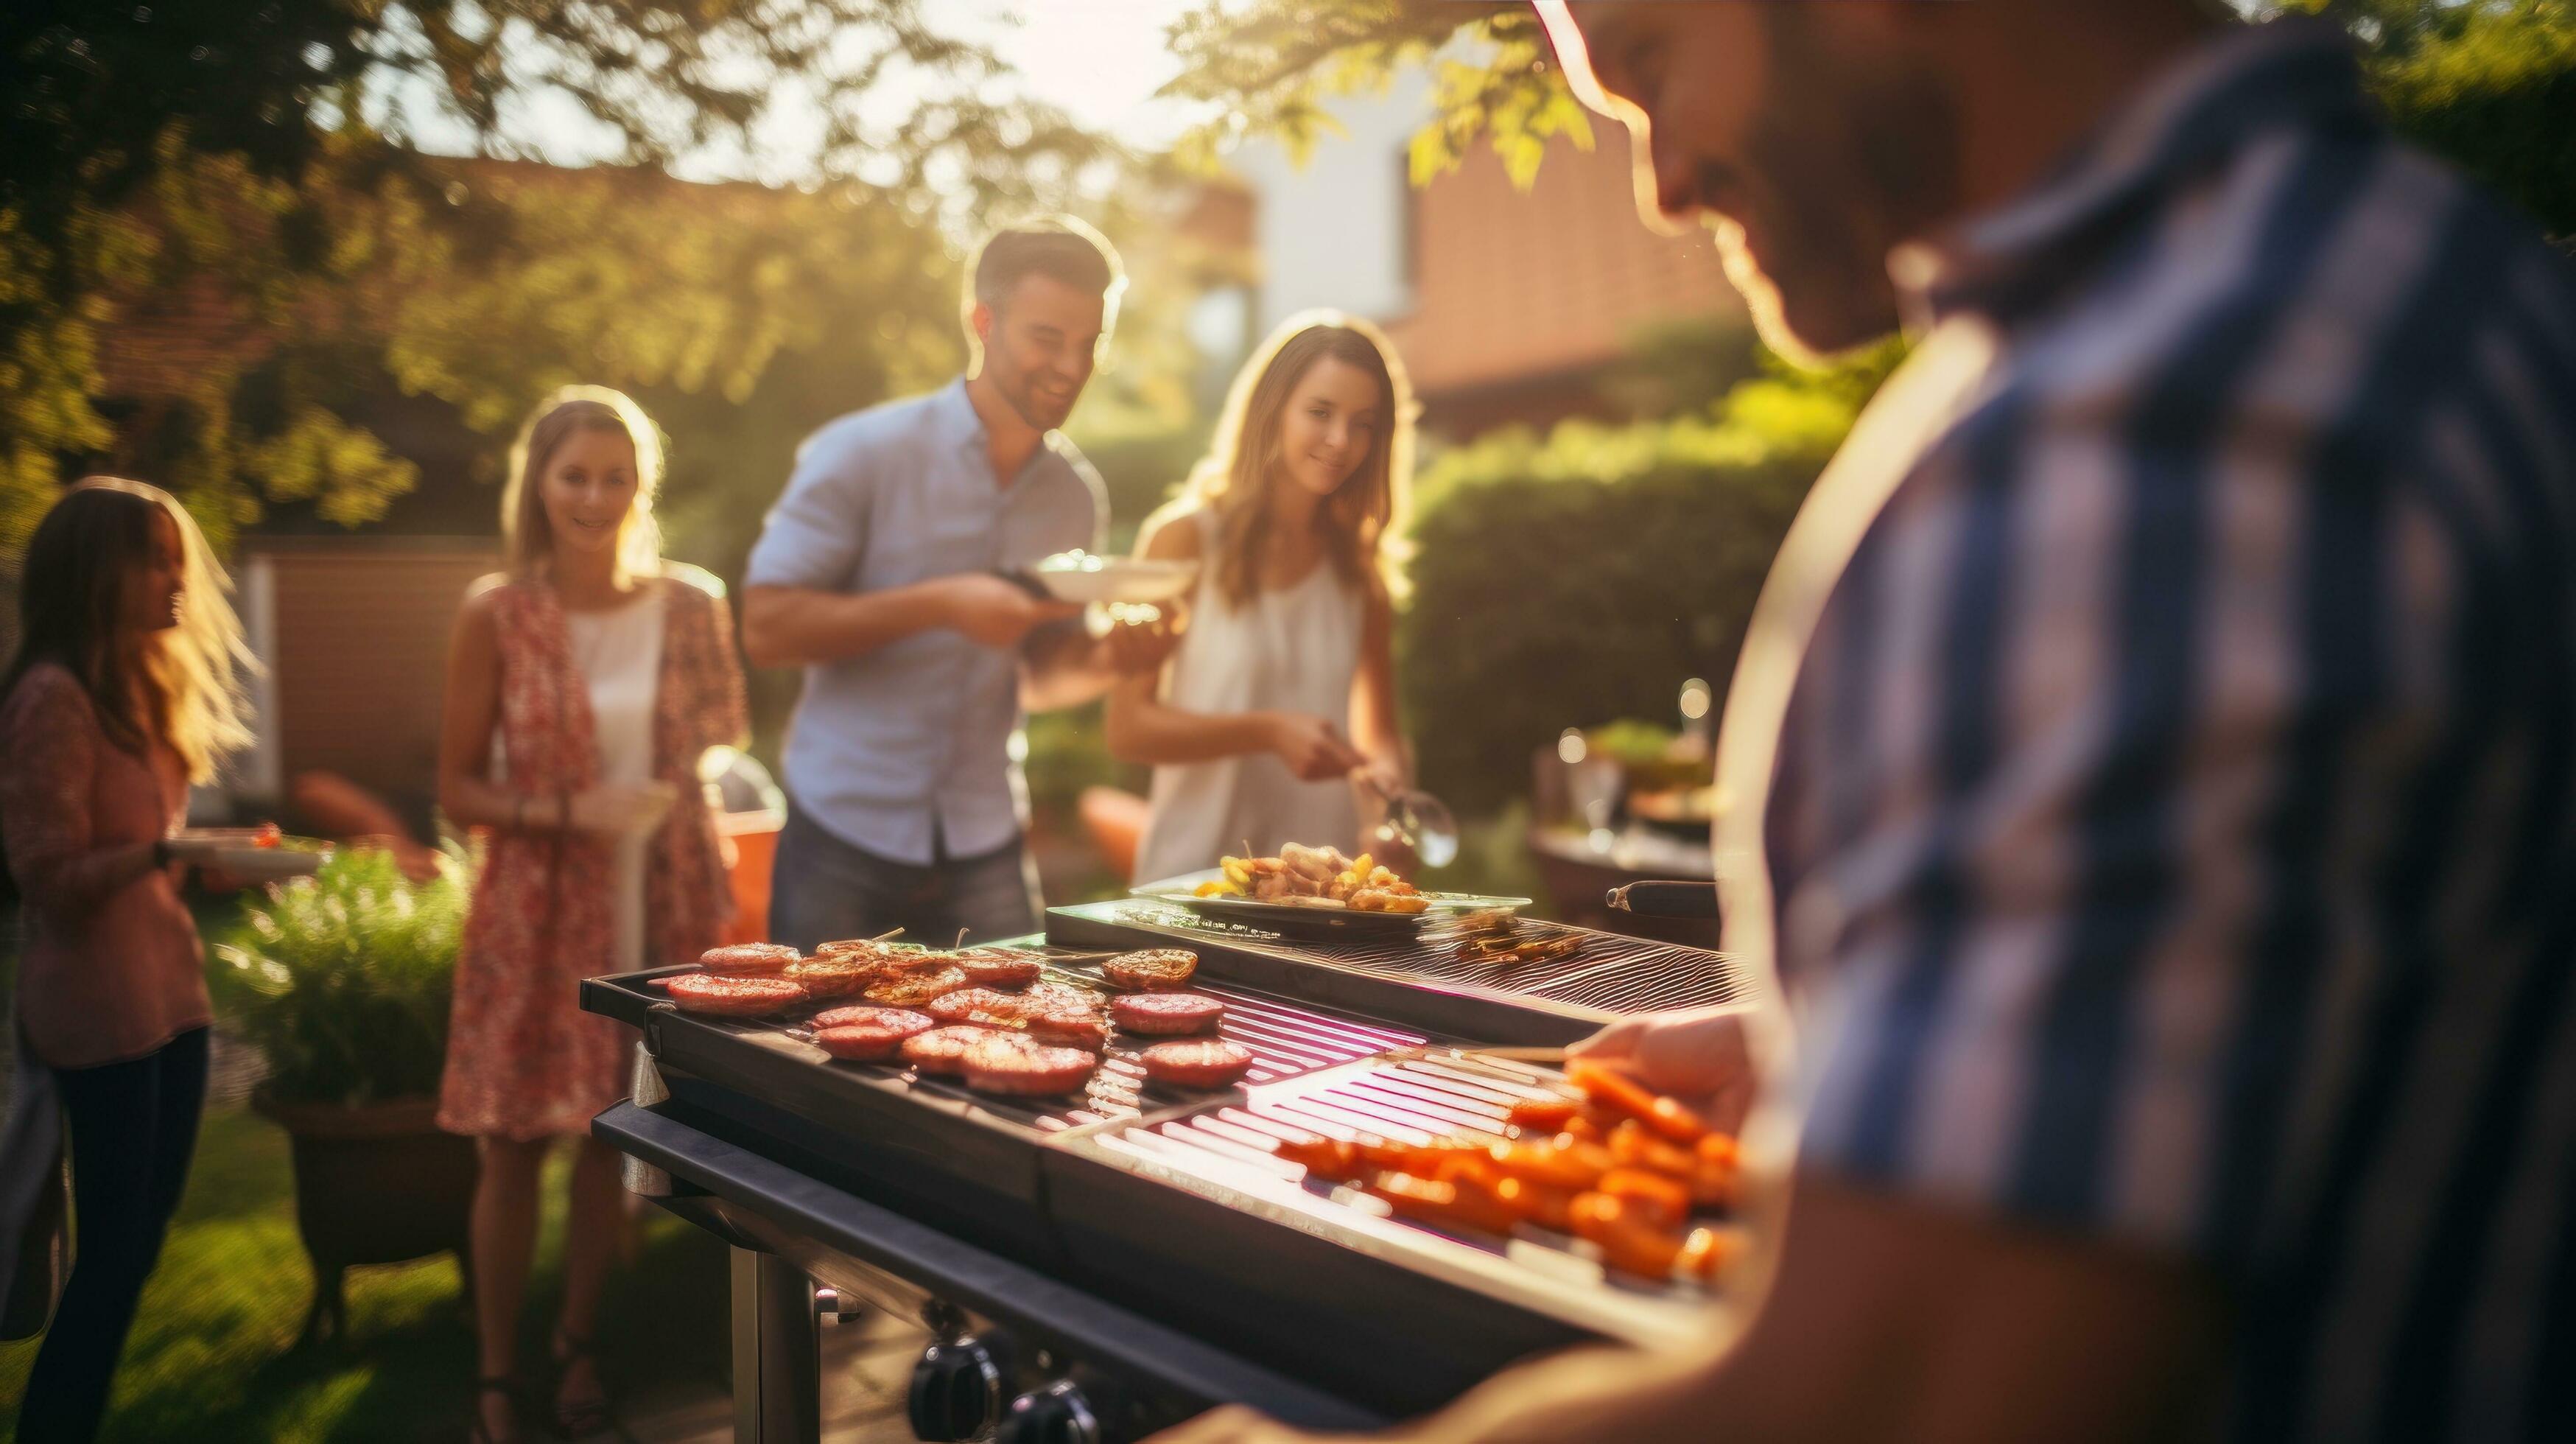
[{"x1": 1604, "y1": 880, "x2": 1722, "y2": 919}]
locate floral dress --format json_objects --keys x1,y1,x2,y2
[{"x1": 435, "y1": 571, "x2": 747, "y2": 1140}]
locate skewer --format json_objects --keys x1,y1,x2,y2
[{"x1": 1398, "y1": 1044, "x2": 1568, "y2": 1065}]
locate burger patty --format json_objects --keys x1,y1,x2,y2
[
  {"x1": 785, "y1": 955, "x2": 882, "y2": 1000},
  {"x1": 698, "y1": 942, "x2": 800, "y2": 975},
  {"x1": 960, "y1": 1036, "x2": 1098, "y2": 1096},
  {"x1": 925, "y1": 988, "x2": 1035, "y2": 1029},
  {"x1": 813, "y1": 1011, "x2": 937, "y2": 1062},
  {"x1": 667, "y1": 972, "x2": 807, "y2": 1016},
  {"x1": 954, "y1": 949, "x2": 1042, "y2": 990},
  {"x1": 863, "y1": 966, "x2": 970, "y2": 1008},
  {"x1": 901, "y1": 1025, "x2": 1000, "y2": 1076},
  {"x1": 1140, "y1": 1039, "x2": 1255, "y2": 1090},
  {"x1": 1102, "y1": 948, "x2": 1198, "y2": 992},
  {"x1": 1025, "y1": 981, "x2": 1101, "y2": 1014},
  {"x1": 1109, "y1": 992, "x2": 1226, "y2": 1036},
  {"x1": 810, "y1": 1004, "x2": 936, "y2": 1032},
  {"x1": 1025, "y1": 1010, "x2": 1109, "y2": 1051}
]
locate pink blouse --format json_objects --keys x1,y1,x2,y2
[{"x1": 1, "y1": 663, "x2": 208, "y2": 1070}]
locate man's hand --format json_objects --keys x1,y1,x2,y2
[
  {"x1": 1145, "y1": 1406, "x2": 1338, "y2": 1444},
  {"x1": 1567, "y1": 1003, "x2": 1760, "y2": 1135},
  {"x1": 945, "y1": 574, "x2": 1083, "y2": 648}
]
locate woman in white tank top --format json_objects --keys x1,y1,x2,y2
[{"x1": 1113, "y1": 315, "x2": 1418, "y2": 883}]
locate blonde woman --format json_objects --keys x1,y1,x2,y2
[
  {"x1": 2, "y1": 479, "x2": 253, "y2": 1442},
  {"x1": 435, "y1": 387, "x2": 745, "y2": 1443},
  {"x1": 1112, "y1": 315, "x2": 1416, "y2": 881}
]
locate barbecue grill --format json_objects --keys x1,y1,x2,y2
[{"x1": 585, "y1": 908, "x2": 1749, "y2": 1442}]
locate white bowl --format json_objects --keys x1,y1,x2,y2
[{"x1": 1028, "y1": 553, "x2": 1198, "y2": 605}]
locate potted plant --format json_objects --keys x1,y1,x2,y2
[{"x1": 212, "y1": 844, "x2": 479, "y2": 1347}]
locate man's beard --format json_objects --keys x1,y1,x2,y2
[
  {"x1": 1729, "y1": 10, "x2": 1959, "y2": 365},
  {"x1": 992, "y1": 362, "x2": 1073, "y2": 431}
]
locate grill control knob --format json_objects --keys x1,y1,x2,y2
[
  {"x1": 994, "y1": 1381, "x2": 1101, "y2": 1444},
  {"x1": 907, "y1": 1336, "x2": 1003, "y2": 1442}
]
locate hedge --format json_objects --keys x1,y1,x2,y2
[{"x1": 1394, "y1": 347, "x2": 1895, "y2": 816}]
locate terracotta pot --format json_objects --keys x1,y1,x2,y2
[{"x1": 251, "y1": 1089, "x2": 479, "y2": 1347}]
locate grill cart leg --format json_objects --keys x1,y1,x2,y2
[{"x1": 730, "y1": 1247, "x2": 821, "y2": 1443}]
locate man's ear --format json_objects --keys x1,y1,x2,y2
[{"x1": 963, "y1": 300, "x2": 997, "y2": 378}]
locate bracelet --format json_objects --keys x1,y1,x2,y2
[{"x1": 513, "y1": 796, "x2": 527, "y2": 830}]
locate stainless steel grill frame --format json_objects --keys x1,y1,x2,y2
[{"x1": 1047, "y1": 900, "x2": 1751, "y2": 1044}]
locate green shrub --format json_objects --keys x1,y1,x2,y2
[
  {"x1": 1397, "y1": 344, "x2": 1898, "y2": 816},
  {"x1": 210, "y1": 845, "x2": 468, "y2": 1107}
]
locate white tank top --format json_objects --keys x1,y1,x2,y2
[
  {"x1": 1133, "y1": 509, "x2": 1364, "y2": 883},
  {"x1": 564, "y1": 589, "x2": 666, "y2": 972}
]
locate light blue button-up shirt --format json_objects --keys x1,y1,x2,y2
[{"x1": 746, "y1": 379, "x2": 1105, "y2": 864}]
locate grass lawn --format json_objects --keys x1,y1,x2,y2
[
  {"x1": 1, "y1": 1104, "x2": 737, "y2": 1443},
  {"x1": 1, "y1": 900, "x2": 737, "y2": 1443}
]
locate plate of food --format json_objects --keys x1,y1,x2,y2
[
  {"x1": 1022, "y1": 550, "x2": 1198, "y2": 606},
  {"x1": 1133, "y1": 843, "x2": 1530, "y2": 939},
  {"x1": 171, "y1": 826, "x2": 328, "y2": 881}
]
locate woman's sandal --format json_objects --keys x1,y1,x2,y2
[
  {"x1": 468, "y1": 1375, "x2": 521, "y2": 1444},
  {"x1": 550, "y1": 1328, "x2": 622, "y2": 1440}
]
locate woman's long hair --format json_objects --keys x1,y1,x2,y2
[
  {"x1": 1183, "y1": 312, "x2": 1416, "y2": 609},
  {"x1": 3, "y1": 478, "x2": 253, "y2": 783},
  {"x1": 499, "y1": 385, "x2": 666, "y2": 583}
]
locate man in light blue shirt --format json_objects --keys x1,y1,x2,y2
[{"x1": 743, "y1": 219, "x2": 1173, "y2": 948}]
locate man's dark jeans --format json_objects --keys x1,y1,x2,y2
[{"x1": 768, "y1": 805, "x2": 1042, "y2": 953}]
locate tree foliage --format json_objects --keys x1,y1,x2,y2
[
  {"x1": 1168, "y1": 0, "x2": 2576, "y2": 234},
  {"x1": 0, "y1": 0, "x2": 1112, "y2": 564}
]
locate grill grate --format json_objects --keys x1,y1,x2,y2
[
  {"x1": 1078, "y1": 900, "x2": 1748, "y2": 1014},
  {"x1": 1081, "y1": 1054, "x2": 1724, "y2": 1311},
  {"x1": 692, "y1": 950, "x2": 1438, "y2": 1134}
]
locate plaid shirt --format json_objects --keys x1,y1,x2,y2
[{"x1": 1738, "y1": 20, "x2": 2576, "y2": 1441}]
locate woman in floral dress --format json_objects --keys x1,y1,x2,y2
[{"x1": 435, "y1": 386, "x2": 745, "y2": 1443}]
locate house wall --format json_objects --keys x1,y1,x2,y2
[
  {"x1": 1225, "y1": 74, "x2": 1746, "y2": 438},
  {"x1": 1228, "y1": 70, "x2": 1431, "y2": 331},
  {"x1": 242, "y1": 540, "x2": 496, "y2": 828}
]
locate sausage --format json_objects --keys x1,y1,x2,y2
[
  {"x1": 1274, "y1": 1134, "x2": 1364, "y2": 1182},
  {"x1": 1567, "y1": 1191, "x2": 1688, "y2": 1278},
  {"x1": 1596, "y1": 1168, "x2": 1691, "y2": 1230},
  {"x1": 1506, "y1": 1095, "x2": 1582, "y2": 1132},
  {"x1": 1566, "y1": 1060, "x2": 1710, "y2": 1144}
]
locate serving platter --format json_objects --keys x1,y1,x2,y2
[
  {"x1": 1132, "y1": 872, "x2": 1529, "y2": 941},
  {"x1": 1025, "y1": 551, "x2": 1199, "y2": 605}
]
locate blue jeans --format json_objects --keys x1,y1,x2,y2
[
  {"x1": 16, "y1": 1027, "x2": 208, "y2": 1444},
  {"x1": 768, "y1": 806, "x2": 1042, "y2": 953}
]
